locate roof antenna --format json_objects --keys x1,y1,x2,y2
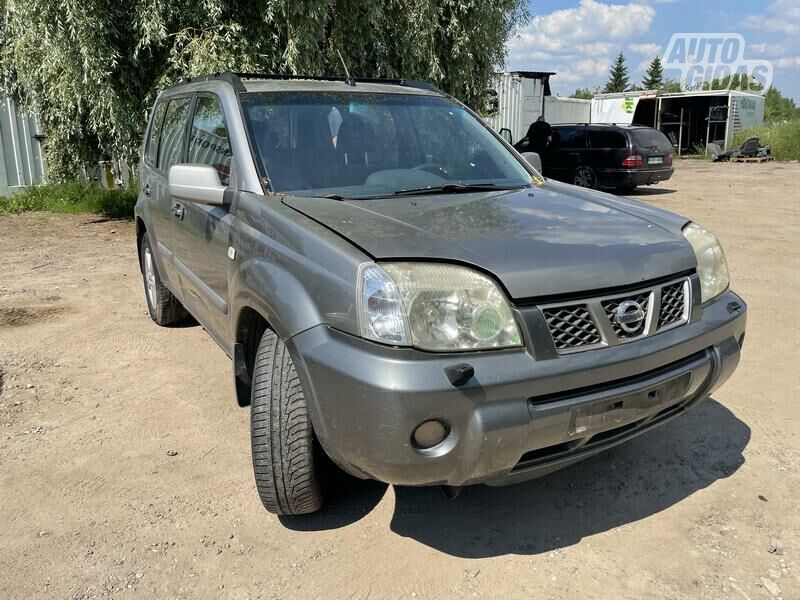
[{"x1": 336, "y1": 49, "x2": 356, "y2": 87}]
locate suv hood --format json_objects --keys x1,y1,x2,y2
[{"x1": 283, "y1": 180, "x2": 696, "y2": 299}]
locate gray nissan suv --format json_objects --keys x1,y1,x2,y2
[{"x1": 135, "y1": 72, "x2": 746, "y2": 516}]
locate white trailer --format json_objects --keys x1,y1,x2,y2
[
  {"x1": 486, "y1": 72, "x2": 591, "y2": 143},
  {"x1": 544, "y1": 96, "x2": 592, "y2": 126},
  {"x1": 591, "y1": 89, "x2": 765, "y2": 152}
]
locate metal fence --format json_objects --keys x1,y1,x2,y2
[{"x1": 0, "y1": 96, "x2": 46, "y2": 196}]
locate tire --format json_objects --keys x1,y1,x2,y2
[
  {"x1": 250, "y1": 329, "x2": 324, "y2": 515},
  {"x1": 572, "y1": 165, "x2": 597, "y2": 189},
  {"x1": 140, "y1": 235, "x2": 188, "y2": 326}
]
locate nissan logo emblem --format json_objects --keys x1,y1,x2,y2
[{"x1": 615, "y1": 300, "x2": 646, "y2": 333}]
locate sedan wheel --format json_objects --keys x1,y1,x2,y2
[{"x1": 573, "y1": 166, "x2": 597, "y2": 189}]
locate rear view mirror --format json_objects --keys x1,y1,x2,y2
[
  {"x1": 520, "y1": 151, "x2": 542, "y2": 173},
  {"x1": 499, "y1": 128, "x2": 513, "y2": 144},
  {"x1": 169, "y1": 165, "x2": 226, "y2": 205}
]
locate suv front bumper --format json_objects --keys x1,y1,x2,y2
[{"x1": 288, "y1": 290, "x2": 746, "y2": 487}]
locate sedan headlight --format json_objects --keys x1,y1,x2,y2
[
  {"x1": 682, "y1": 222, "x2": 730, "y2": 303},
  {"x1": 357, "y1": 262, "x2": 522, "y2": 351}
]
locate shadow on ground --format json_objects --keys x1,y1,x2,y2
[
  {"x1": 623, "y1": 186, "x2": 677, "y2": 197},
  {"x1": 282, "y1": 399, "x2": 749, "y2": 558}
]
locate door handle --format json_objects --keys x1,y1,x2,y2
[
  {"x1": 143, "y1": 184, "x2": 151, "y2": 198},
  {"x1": 170, "y1": 204, "x2": 184, "y2": 219}
]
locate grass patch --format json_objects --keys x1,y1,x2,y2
[
  {"x1": 734, "y1": 120, "x2": 800, "y2": 161},
  {"x1": 0, "y1": 182, "x2": 138, "y2": 218}
]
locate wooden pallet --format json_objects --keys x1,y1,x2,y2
[{"x1": 731, "y1": 155, "x2": 774, "y2": 163}]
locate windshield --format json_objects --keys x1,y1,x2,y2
[{"x1": 241, "y1": 91, "x2": 533, "y2": 198}]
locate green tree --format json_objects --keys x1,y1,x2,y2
[
  {"x1": 764, "y1": 86, "x2": 800, "y2": 123},
  {"x1": 603, "y1": 52, "x2": 630, "y2": 93},
  {"x1": 701, "y1": 73, "x2": 763, "y2": 92},
  {"x1": 662, "y1": 78, "x2": 683, "y2": 93},
  {"x1": 641, "y1": 56, "x2": 664, "y2": 90},
  {"x1": 570, "y1": 87, "x2": 595, "y2": 100},
  {"x1": 0, "y1": 0, "x2": 529, "y2": 180}
]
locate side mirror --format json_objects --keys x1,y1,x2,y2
[
  {"x1": 169, "y1": 164, "x2": 226, "y2": 205},
  {"x1": 520, "y1": 151, "x2": 542, "y2": 173},
  {"x1": 499, "y1": 128, "x2": 513, "y2": 144}
]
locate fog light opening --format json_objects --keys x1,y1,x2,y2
[{"x1": 411, "y1": 419, "x2": 449, "y2": 450}]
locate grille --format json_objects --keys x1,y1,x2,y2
[
  {"x1": 537, "y1": 276, "x2": 691, "y2": 354},
  {"x1": 602, "y1": 292, "x2": 651, "y2": 339},
  {"x1": 541, "y1": 304, "x2": 602, "y2": 350},
  {"x1": 659, "y1": 281, "x2": 686, "y2": 329}
]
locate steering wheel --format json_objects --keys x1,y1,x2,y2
[{"x1": 412, "y1": 162, "x2": 450, "y2": 178}]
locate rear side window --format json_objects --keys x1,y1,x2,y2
[
  {"x1": 632, "y1": 128, "x2": 673, "y2": 151},
  {"x1": 589, "y1": 129, "x2": 627, "y2": 149},
  {"x1": 145, "y1": 102, "x2": 167, "y2": 165},
  {"x1": 188, "y1": 95, "x2": 233, "y2": 185},
  {"x1": 157, "y1": 97, "x2": 191, "y2": 171}
]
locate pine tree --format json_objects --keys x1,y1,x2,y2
[
  {"x1": 642, "y1": 56, "x2": 664, "y2": 90},
  {"x1": 603, "y1": 52, "x2": 630, "y2": 93}
]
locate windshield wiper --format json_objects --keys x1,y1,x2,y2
[{"x1": 392, "y1": 183, "x2": 524, "y2": 197}]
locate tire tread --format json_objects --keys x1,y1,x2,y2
[{"x1": 250, "y1": 330, "x2": 323, "y2": 515}]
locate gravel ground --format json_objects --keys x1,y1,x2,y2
[{"x1": 0, "y1": 160, "x2": 798, "y2": 599}]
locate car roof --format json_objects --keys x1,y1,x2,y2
[
  {"x1": 241, "y1": 79, "x2": 440, "y2": 96},
  {"x1": 163, "y1": 72, "x2": 445, "y2": 98},
  {"x1": 552, "y1": 123, "x2": 654, "y2": 130}
]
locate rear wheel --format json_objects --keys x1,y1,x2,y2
[
  {"x1": 250, "y1": 329, "x2": 324, "y2": 515},
  {"x1": 140, "y1": 236, "x2": 187, "y2": 326},
  {"x1": 572, "y1": 165, "x2": 597, "y2": 189}
]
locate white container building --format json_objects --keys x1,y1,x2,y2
[
  {"x1": 591, "y1": 89, "x2": 765, "y2": 153},
  {"x1": 0, "y1": 96, "x2": 46, "y2": 196},
  {"x1": 485, "y1": 72, "x2": 591, "y2": 143}
]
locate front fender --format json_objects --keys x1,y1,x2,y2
[{"x1": 230, "y1": 257, "x2": 323, "y2": 341}]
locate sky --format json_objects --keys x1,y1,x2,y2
[{"x1": 505, "y1": 0, "x2": 800, "y2": 100}]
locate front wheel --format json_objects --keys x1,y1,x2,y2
[
  {"x1": 572, "y1": 165, "x2": 597, "y2": 189},
  {"x1": 250, "y1": 330, "x2": 324, "y2": 515}
]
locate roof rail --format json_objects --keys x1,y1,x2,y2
[
  {"x1": 175, "y1": 71, "x2": 445, "y2": 95},
  {"x1": 176, "y1": 72, "x2": 247, "y2": 92}
]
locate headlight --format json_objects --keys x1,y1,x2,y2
[
  {"x1": 682, "y1": 222, "x2": 730, "y2": 303},
  {"x1": 357, "y1": 262, "x2": 522, "y2": 351}
]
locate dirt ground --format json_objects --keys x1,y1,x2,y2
[{"x1": 1, "y1": 160, "x2": 798, "y2": 600}]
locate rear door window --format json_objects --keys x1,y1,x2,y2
[
  {"x1": 553, "y1": 126, "x2": 587, "y2": 149},
  {"x1": 145, "y1": 102, "x2": 167, "y2": 165},
  {"x1": 188, "y1": 95, "x2": 232, "y2": 185},
  {"x1": 157, "y1": 97, "x2": 191, "y2": 172},
  {"x1": 588, "y1": 129, "x2": 627, "y2": 149}
]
